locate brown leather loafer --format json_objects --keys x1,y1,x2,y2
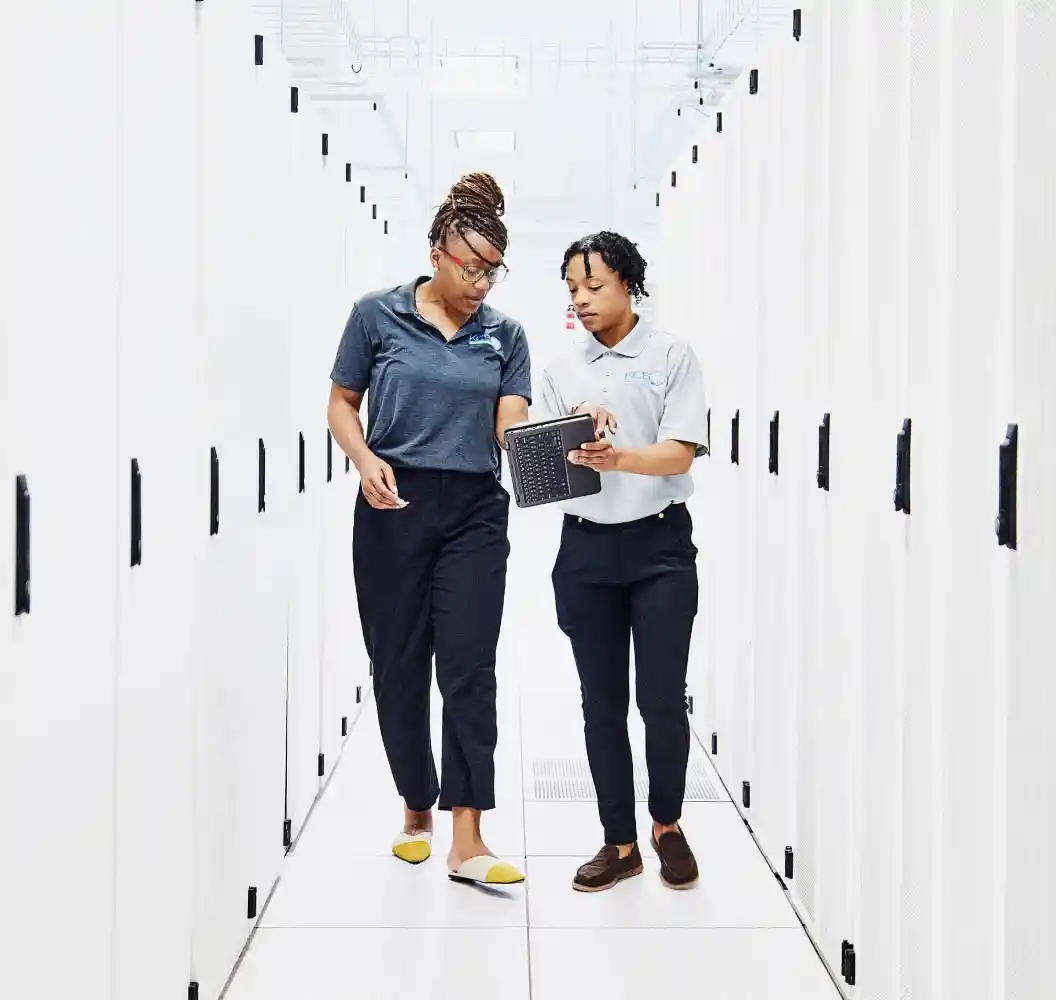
[
  {"x1": 572, "y1": 844, "x2": 644, "y2": 892},
  {"x1": 650, "y1": 826, "x2": 699, "y2": 889}
]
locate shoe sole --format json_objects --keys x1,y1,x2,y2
[{"x1": 572, "y1": 863, "x2": 644, "y2": 893}]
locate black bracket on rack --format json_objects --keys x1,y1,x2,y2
[
  {"x1": 894, "y1": 418, "x2": 912, "y2": 514},
  {"x1": 996, "y1": 423, "x2": 1018, "y2": 549}
]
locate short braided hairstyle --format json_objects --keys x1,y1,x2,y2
[
  {"x1": 561, "y1": 231, "x2": 649, "y2": 302},
  {"x1": 429, "y1": 173, "x2": 509, "y2": 256}
]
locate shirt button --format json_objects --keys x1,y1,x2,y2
[{"x1": 659, "y1": 513, "x2": 665, "y2": 519}]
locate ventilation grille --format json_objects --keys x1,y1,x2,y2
[{"x1": 531, "y1": 757, "x2": 724, "y2": 802}]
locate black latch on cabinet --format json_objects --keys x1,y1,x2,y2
[
  {"x1": 894, "y1": 418, "x2": 912, "y2": 514},
  {"x1": 671, "y1": 170, "x2": 677, "y2": 188},
  {"x1": 258, "y1": 438, "x2": 266, "y2": 513},
  {"x1": 360, "y1": 185, "x2": 366, "y2": 203},
  {"x1": 327, "y1": 430, "x2": 333, "y2": 483},
  {"x1": 188, "y1": 984, "x2": 199, "y2": 1000},
  {"x1": 247, "y1": 887, "x2": 258, "y2": 920},
  {"x1": 731, "y1": 410, "x2": 740, "y2": 465},
  {"x1": 130, "y1": 459, "x2": 142, "y2": 567},
  {"x1": 318, "y1": 754, "x2": 325, "y2": 778},
  {"x1": 356, "y1": 686, "x2": 363, "y2": 704},
  {"x1": 372, "y1": 204, "x2": 378, "y2": 220},
  {"x1": 345, "y1": 455, "x2": 351, "y2": 474},
  {"x1": 283, "y1": 819, "x2": 292, "y2": 849},
  {"x1": 711, "y1": 732, "x2": 718, "y2": 755},
  {"x1": 298, "y1": 433, "x2": 305, "y2": 494},
  {"x1": 254, "y1": 34, "x2": 264, "y2": 66},
  {"x1": 841, "y1": 941, "x2": 857, "y2": 986},
  {"x1": 345, "y1": 163, "x2": 352, "y2": 183},
  {"x1": 996, "y1": 423, "x2": 1018, "y2": 549},
  {"x1": 321, "y1": 133, "x2": 329, "y2": 156},
  {"x1": 750, "y1": 69, "x2": 759, "y2": 94},
  {"x1": 341, "y1": 717, "x2": 348, "y2": 737},
  {"x1": 290, "y1": 86, "x2": 299, "y2": 113},
  {"x1": 768, "y1": 411, "x2": 780, "y2": 475},
  {"x1": 742, "y1": 781, "x2": 751, "y2": 808},
  {"x1": 15, "y1": 475, "x2": 30, "y2": 615},
  {"x1": 706, "y1": 407, "x2": 712, "y2": 455},
  {"x1": 692, "y1": 145, "x2": 698, "y2": 164},
  {"x1": 687, "y1": 695, "x2": 695, "y2": 715},
  {"x1": 817, "y1": 413, "x2": 831, "y2": 490},
  {"x1": 785, "y1": 847, "x2": 794, "y2": 879},
  {"x1": 209, "y1": 448, "x2": 220, "y2": 536},
  {"x1": 793, "y1": 9, "x2": 802, "y2": 40},
  {"x1": 716, "y1": 112, "x2": 723, "y2": 133}
]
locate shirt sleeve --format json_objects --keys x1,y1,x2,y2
[
  {"x1": 658, "y1": 341, "x2": 709, "y2": 457},
  {"x1": 532, "y1": 367, "x2": 566, "y2": 422},
  {"x1": 500, "y1": 324, "x2": 533, "y2": 403},
  {"x1": 330, "y1": 304, "x2": 375, "y2": 392}
]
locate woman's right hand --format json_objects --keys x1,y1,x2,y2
[
  {"x1": 574, "y1": 403, "x2": 618, "y2": 439},
  {"x1": 358, "y1": 453, "x2": 407, "y2": 510}
]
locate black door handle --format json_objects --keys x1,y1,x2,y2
[
  {"x1": 731, "y1": 410, "x2": 740, "y2": 465},
  {"x1": 15, "y1": 475, "x2": 30, "y2": 615},
  {"x1": 894, "y1": 418, "x2": 911, "y2": 514},
  {"x1": 768, "y1": 410, "x2": 779, "y2": 475},
  {"x1": 817, "y1": 413, "x2": 830, "y2": 490},
  {"x1": 210, "y1": 448, "x2": 220, "y2": 536},
  {"x1": 130, "y1": 459, "x2": 142, "y2": 567},
  {"x1": 258, "y1": 438, "x2": 266, "y2": 513},
  {"x1": 996, "y1": 423, "x2": 1018, "y2": 549}
]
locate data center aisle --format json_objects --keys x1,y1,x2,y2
[{"x1": 226, "y1": 508, "x2": 838, "y2": 1000}]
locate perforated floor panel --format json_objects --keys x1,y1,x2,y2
[{"x1": 530, "y1": 757, "x2": 725, "y2": 803}]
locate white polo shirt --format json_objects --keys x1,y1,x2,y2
[{"x1": 534, "y1": 316, "x2": 709, "y2": 524}]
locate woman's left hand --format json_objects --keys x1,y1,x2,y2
[{"x1": 569, "y1": 439, "x2": 621, "y2": 472}]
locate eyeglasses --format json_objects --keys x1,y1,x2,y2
[{"x1": 439, "y1": 247, "x2": 509, "y2": 285}]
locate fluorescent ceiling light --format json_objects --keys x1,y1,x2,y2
[{"x1": 454, "y1": 130, "x2": 517, "y2": 153}]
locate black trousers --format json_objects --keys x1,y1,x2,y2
[
  {"x1": 353, "y1": 467, "x2": 510, "y2": 813},
  {"x1": 552, "y1": 503, "x2": 698, "y2": 846}
]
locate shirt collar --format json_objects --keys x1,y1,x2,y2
[
  {"x1": 581, "y1": 314, "x2": 651, "y2": 362},
  {"x1": 394, "y1": 276, "x2": 484, "y2": 339}
]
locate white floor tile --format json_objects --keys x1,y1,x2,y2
[
  {"x1": 525, "y1": 806, "x2": 796, "y2": 929},
  {"x1": 227, "y1": 928, "x2": 530, "y2": 1000},
  {"x1": 529, "y1": 928, "x2": 839, "y2": 999},
  {"x1": 263, "y1": 850, "x2": 528, "y2": 929}
]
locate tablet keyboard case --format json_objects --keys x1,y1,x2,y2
[{"x1": 506, "y1": 413, "x2": 603, "y2": 509}]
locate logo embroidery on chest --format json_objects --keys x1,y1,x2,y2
[
  {"x1": 469, "y1": 332, "x2": 504, "y2": 354},
  {"x1": 624, "y1": 370, "x2": 667, "y2": 388}
]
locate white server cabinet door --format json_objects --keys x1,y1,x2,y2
[
  {"x1": 855, "y1": 4, "x2": 912, "y2": 999},
  {"x1": 900, "y1": 4, "x2": 954, "y2": 999},
  {"x1": 112, "y1": 2, "x2": 198, "y2": 998},
  {"x1": 814, "y1": 0, "x2": 870, "y2": 976},
  {"x1": 2, "y1": 3, "x2": 121, "y2": 998},
  {"x1": 191, "y1": 0, "x2": 283, "y2": 993},
  {"x1": 940, "y1": 3, "x2": 1011, "y2": 998},
  {"x1": 793, "y1": 0, "x2": 832, "y2": 930},
  {"x1": 1002, "y1": 3, "x2": 1056, "y2": 998}
]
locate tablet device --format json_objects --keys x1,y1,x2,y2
[{"x1": 505, "y1": 413, "x2": 603, "y2": 509}]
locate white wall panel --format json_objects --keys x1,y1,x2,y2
[
  {"x1": 1, "y1": 4, "x2": 121, "y2": 1000},
  {"x1": 669, "y1": 2, "x2": 1056, "y2": 999}
]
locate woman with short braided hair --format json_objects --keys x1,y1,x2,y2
[{"x1": 327, "y1": 173, "x2": 530, "y2": 886}]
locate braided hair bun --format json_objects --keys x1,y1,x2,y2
[{"x1": 429, "y1": 172, "x2": 509, "y2": 255}]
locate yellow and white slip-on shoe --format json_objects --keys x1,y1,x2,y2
[
  {"x1": 392, "y1": 831, "x2": 432, "y2": 865},
  {"x1": 448, "y1": 856, "x2": 525, "y2": 886}
]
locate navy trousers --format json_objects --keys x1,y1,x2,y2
[
  {"x1": 552, "y1": 503, "x2": 698, "y2": 846},
  {"x1": 353, "y1": 467, "x2": 510, "y2": 812}
]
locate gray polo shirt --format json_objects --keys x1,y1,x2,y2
[
  {"x1": 535, "y1": 317, "x2": 708, "y2": 524},
  {"x1": 331, "y1": 277, "x2": 532, "y2": 475}
]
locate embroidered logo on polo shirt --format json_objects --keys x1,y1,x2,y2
[
  {"x1": 625, "y1": 370, "x2": 667, "y2": 387},
  {"x1": 469, "y1": 332, "x2": 503, "y2": 354}
]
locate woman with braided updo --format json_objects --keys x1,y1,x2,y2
[{"x1": 327, "y1": 174, "x2": 531, "y2": 886}]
